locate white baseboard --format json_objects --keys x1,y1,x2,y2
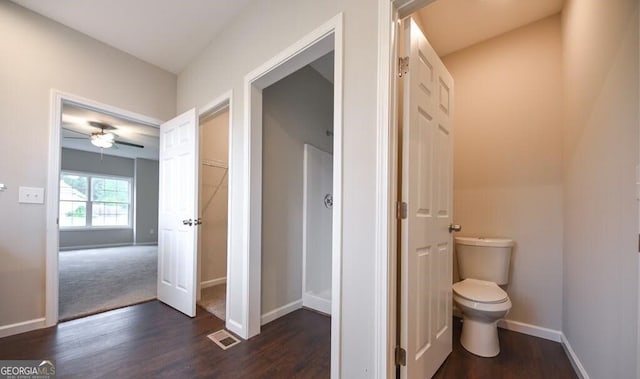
[
  {"x1": 201, "y1": 277, "x2": 226, "y2": 288},
  {"x1": 303, "y1": 292, "x2": 331, "y2": 315},
  {"x1": 261, "y1": 299, "x2": 303, "y2": 326},
  {"x1": 561, "y1": 333, "x2": 590, "y2": 379},
  {"x1": 0, "y1": 318, "x2": 46, "y2": 339},
  {"x1": 497, "y1": 319, "x2": 562, "y2": 342},
  {"x1": 134, "y1": 241, "x2": 158, "y2": 246},
  {"x1": 59, "y1": 243, "x2": 131, "y2": 251}
]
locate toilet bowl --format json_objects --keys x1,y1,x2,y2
[{"x1": 453, "y1": 278, "x2": 511, "y2": 357}]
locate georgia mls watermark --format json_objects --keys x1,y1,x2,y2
[{"x1": 0, "y1": 360, "x2": 55, "y2": 379}]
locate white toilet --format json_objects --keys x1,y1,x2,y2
[{"x1": 452, "y1": 237, "x2": 514, "y2": 357}]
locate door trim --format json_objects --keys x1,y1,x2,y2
[
  {"x1": 45, "y1": 90, "x2": 163, "y2": 327},
  {"x1": 376, "y1": 1, "x2": 397, "y2": 377},
  {"x1": 243, "y1": 13, "x2": 343, "y2": 377}
]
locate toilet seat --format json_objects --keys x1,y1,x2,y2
[{"x1": 453, "y1": 278, "x2": 508, "y2": 304}]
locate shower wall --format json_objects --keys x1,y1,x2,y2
[{"x1": 199, "y1": 110, "x2": 229, "y2": 285}]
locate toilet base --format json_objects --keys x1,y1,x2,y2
[{"x1": 460, "y1": 317, "x2": 500, "y2": 357}]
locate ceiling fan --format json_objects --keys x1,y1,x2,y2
[{"x1": 64, "y1": 121, "x2": 144, "y2": 149}]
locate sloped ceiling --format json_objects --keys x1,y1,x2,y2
[{"x1": 416, "y1": 0, "x2": 564, "y2": 57}]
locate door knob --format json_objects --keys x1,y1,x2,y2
[
  {"x1": 194, "y1": 218, "x2": 203, "y2": 226},
  {"x1": 182, "y1": 219, "x2": 193, "y2": 226},
  {"x1": 449, "y1": 224, "x2": 462, "y2": 233}
]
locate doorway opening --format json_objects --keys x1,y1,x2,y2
[
  {"x1": 46, "y1": 92, "x2": 163, "y2": 325},
  {"x1": 259, "y1": 53, "x2": 335, "y2": 327},
  {"x1": 387, "y1": 0, "x2": 570, "y2": 377},
  {"x1": 242, "y1": 13, "x2": 343, "y2": 375},
  {"x1": 197, "y1": 105, "x2": 231, "y2": 322},
  {"x1": 58, "y1": 102, "x2": 160, "y2": 321}
]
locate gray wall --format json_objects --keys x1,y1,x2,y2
[
  {"x1": 261, "y1": 66, "x2": 333, "y2": 316},
  {"x1": 135, "y1": 158, "x2": 159, "y2": 244},
  {"x1": 562, "y1": 0, "x2": 639, "y2": 377},
  {"x1": 61, "y1": 148, "x2": 135, "y2": 177},
  {"x1": 0, "y1": 1, "x2": 175, "y2": 326},
  {"x1": 59, "y1": 149, "x2": 159, "y2": 249}
]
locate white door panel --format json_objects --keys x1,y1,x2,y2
[
  {"x1": 157, "y1": 108, "x2": 198, "y2": 317},
  {"x1": 401, "y1": 18, "x2": 454, "y2": 379}
]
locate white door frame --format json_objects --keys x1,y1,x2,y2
[
  {"x1": 195, "y1": 91, "x2": 233, "y2": 327},
  {"x1": 45, "y1": 90, "x2": 163, "y2": 326},
  {"x1": 242, "y1": 13, "x2": 343, "y2": 377},
  {"x1": 376, "y1": 0, "x2": 439, "y2": 377}
]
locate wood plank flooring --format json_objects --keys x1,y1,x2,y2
[
  {"x1": 0, "y1": 303, "x2": 578, "y2": 379},
  {"x1": 434, "y1": 317, "x2": 578, "y2": 379},
  {"x1": 0, "y1": 301, "x2": 330, "y2": 378}
]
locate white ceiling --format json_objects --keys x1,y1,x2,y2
[
  {"x1": 11, "y1": 0, "x2": 253, "y2": 74},
  {"x1": 62, "y1": 103, "x2": 160, "y2": 160},
  {"x1": 416, "y1": 0, "x2": 565, "y2": 57},
  {"x1": 9, "y1": 0, "x2": 564, "y2": 74}
]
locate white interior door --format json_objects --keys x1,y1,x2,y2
[
  {"x1": 400, "y1": 18, "x2": 454, "y2": 378},
  {"x1": 157, "y1": 108, "x2": 199, "y2": 317}
]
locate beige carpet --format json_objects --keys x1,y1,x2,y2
[
  {"x1": 59, "y1": 245, "x2": 157, "y2": 321},
  {"x1": 198, "y1": 284, "x2": 226, "y2": 321}
]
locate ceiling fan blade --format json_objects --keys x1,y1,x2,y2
[
  {"x1": 114, "y1": 140, "x2": 144, "y2": 149},
  {"x1": 63, "y1": 136, "x2": 88, "y2": 140}
]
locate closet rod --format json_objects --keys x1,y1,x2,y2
[{"x1": 202, "y1": 159, "x2": 228, "y2": 169}]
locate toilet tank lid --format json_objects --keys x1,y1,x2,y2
[{"x1": 455, "y1": 237, "x2": 514, "y2": 247}]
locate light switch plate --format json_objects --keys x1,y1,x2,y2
[{"x1": 19, "y1": 186, "x2": 45, "y2": 204}]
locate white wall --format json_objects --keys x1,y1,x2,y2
[
  {"x1": 0, "y1": 2, "x2": 175, "y2": 327},
  {"x1": 177, "y1": 1, "x2": 379, "y2": 375},
  {"x1": 562, "y1": 0, "x2": 639, "y2": 377},
  {"x1": 261, "y1": 66, "x2": 333, "y2": 316},
  {"x1": 441, "y1": 16, "x2": 564, "y2": 331},
  {"x1": 199, "y1": 110, "x2": 229, "y2": 283}
]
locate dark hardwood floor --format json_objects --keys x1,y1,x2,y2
[
  {"x1": 0, "y1": 301, "x2": 330, "y2": 378},
  {"x1": 0, "y1": 303, "x2": 577, "y2": 379},
  {"x1": 434, "y1": 317, "x2": 578, "y2": 379}
]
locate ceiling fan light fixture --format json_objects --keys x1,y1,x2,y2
[{"x1": 91, "y1": 132, "x2": 114, "y2": 148}]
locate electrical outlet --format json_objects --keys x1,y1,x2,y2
[{"x1": 19, "y1": 186, "x2": 44, "y2": 204}]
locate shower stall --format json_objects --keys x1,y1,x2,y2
[{"x1": 302, "y1": 143, "x2": 333, "y2": 314}]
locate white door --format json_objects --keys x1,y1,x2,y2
[
  {"x1": 157, "y1": 108, "x2": 199, "y2": 317},
  {"x1": 400, "y1": 18, "x2": 454, "y2": 378}
]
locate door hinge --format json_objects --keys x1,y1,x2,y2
[
  {"x1": 397, "y1": 201, "x2": 407, "y2": 219},
  {"x1": 395, "y1": 346, "x2": 407, "y2": 366},
  {"x1": 398, "y1": 56, "x2": 409, "y2": 78}
]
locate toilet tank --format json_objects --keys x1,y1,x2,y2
[{"x1": 455, "y1": 237, "x2": 514, "y2": 285}]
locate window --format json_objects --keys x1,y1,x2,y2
[{"x1": 59, "y1": 172, "x2": 132, "y2": 228}]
